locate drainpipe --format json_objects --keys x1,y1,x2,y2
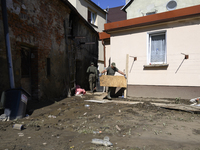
[
  {"x1": 101, "y1": 39, "x2": 106, "y2": 92},
  {"x1": 1, "y1": 0, "x2": 15, "y2": 88},
  {"x1": 102, "y1": 40, "x2": 106, "y2": 67}
]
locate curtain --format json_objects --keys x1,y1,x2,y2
[{"x1": 151, "y1": 34, "x2": 165, "y2": 63}]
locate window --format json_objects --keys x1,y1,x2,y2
[
  {"x1": 148, "y1": 31, "x2": 166, "y2": 64},
  {"x1": 88, "y1": 9, "x2": 97, "y2": 25}
]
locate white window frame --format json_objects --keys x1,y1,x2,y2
[
  {"x1": 147, "y1": 31, "x2": 167, "y2": 65},
  {"x1": 88, "y1": 9, "x2": 97, "y2": 26}
]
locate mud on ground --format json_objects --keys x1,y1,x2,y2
[{"x1": 0, "y1": 93, "x2": 200, "y2": 150}]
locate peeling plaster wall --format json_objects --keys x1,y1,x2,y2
[
  {"x1": 0, "y1": 0, "x2": 98, "y2": 101},
  {"x1": 126, "y1": 0, "x2": 200, "y2": 19}
]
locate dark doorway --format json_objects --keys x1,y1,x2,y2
[{"x1": 21, "y1": 47, "x2": 31, "y2": 94}]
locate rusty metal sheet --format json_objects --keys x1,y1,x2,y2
[{"x1": 99, "y1": 75, "x2": 127, "y2": 88}]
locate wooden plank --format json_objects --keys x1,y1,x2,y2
[
  {"x1": 93, "y1": 93, "x2": 107, "y2": 100},
  {"x1": 84, "y1": 98, "x2": 200, "y2": 113},
  {"x1": 100, "y1": 75, "x2": 127, "y2": 88},
  {"x1": 84, "y1": 99, "x2": 141, "y2": 104},
  {"x1": 124, "y1": 54, "x2": 129, "y2": 98},
  {"x1": 152, "y1": 103, "x2": 200, "y2": 113},
  {"x1": 84, "y1": 100, "x2": 108, "y2": 103}
]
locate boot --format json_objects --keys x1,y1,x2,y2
[{"x1": 107, "y1": 91, "x2": 112, "y2": 100}]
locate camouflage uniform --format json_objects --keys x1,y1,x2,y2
[{"x1": 87, "y1": 63, "x2": 97, "y2": 92}]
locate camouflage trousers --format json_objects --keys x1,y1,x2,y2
[{"x1": 89, "y1": 74, "x2": 96, "y2": 91}]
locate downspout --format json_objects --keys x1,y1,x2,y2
[
  {"x1": 101, "y1": 39, "x2": 106, "y2": 92},
  {"x1": 102, "y1": 40, "x2": 106, "y2": 67},
  {"x1": 1, "y1": 0, "x2": 15, "y2": 88}
]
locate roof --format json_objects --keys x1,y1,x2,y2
[
  {"x1": 121, "y1": 0, "x2": 134, "y2": 12},
  {"x1": 107, "y1": 6, "x2": 126, "y2": 23},
  {"x1": 104, "y1": 4, "x2": 200, "y2": 33},
  {"x1": 86, "y1": 0, "x2": 107, "y2": 14},
  {"x1": 99, "y1": 32, "x2": 110, "y2": 40}
]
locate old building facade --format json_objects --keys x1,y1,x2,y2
[
  {"x1": 68, "y1": 0, "x2": 107, "y2": 72},
  {"x1": 0, "y1": 0, "x2": 98, "y2": 101}
]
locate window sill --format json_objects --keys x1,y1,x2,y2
[{"x1": 143, "y1": 64, "x2": 169, "y2": 68}]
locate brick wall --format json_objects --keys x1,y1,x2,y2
[{"x1": 0, "y1": 0, "x2": 98, "y2": 101}]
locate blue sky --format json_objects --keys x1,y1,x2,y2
[{"x1": 91, "y1": 0, "x2": 126, "y2": 9}]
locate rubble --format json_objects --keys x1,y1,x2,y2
[
  {"x1": 13, "y1": 124, "x2": 23, "y2": 130},
  {"x1": 190, "y1": 97, "x2": 200, "y2": 106},
  {"x1": 91, "y1": 137, "x2": 113, "y2": 147}
]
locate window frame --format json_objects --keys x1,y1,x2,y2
[
  {"x1": 88, "y1": 9, "x2": 97, "y2": 26},
  {"x1": 147, "y1": 31, "x2": 167, "y2": 65}
]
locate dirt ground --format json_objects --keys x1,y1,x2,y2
[{"x1": 0, "y1": 92, "x2": 200, "y2": 150}]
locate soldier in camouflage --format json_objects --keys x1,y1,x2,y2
[{"x1": 87, "y1": 62, "x2": 97, "y2": 92}]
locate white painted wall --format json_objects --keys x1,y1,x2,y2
[
  {"x1": 69, "y1": 0, "x2": 106, "y2": 32},
  {"x1": 68, "y1": 0, "x2": 77, "y2": 8},
  {"x1": 109, "y1": 18, "x2": 200, "y2": 86},
  {"x1": 126, "y1": 0, "x2": 200, "y2": 19},
  {"x1": 105, "y1": 43, "x2": 111, "y2": 67}
]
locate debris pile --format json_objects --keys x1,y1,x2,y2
[
  {"x1": 92, "y1": 136, "x2": 113, "y2": 147},
  {"x1": 190, "y1": 97, "x2": 200, "y2": 106}
]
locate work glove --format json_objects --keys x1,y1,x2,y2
[
  {"x1": 99, "y1": 73, "x2": 102, "y2": 77},
  {"x1": 124, "y1": 74, "x2": 127, "y2": 79}
]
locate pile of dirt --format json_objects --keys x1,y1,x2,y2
[{"x1": 0, "y1": 94, "x2": 200, "y2": 150}]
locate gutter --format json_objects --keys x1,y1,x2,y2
[
  {"x1": 102, "y1": 40, "x2": 106, "y2": 67},
  {"x1": 1, "y1": 0, "x2": 15, "y2": 88},
  {"x1": 121, "y1": 0, "x2": 133, "y2": 12},
  {"x1": 104, "y1": 4, "x2": 200, "y2": 33}
]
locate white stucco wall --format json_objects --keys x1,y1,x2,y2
[
  {"x1": 105, "y1": 42, "x2": 111, "y2": 68},
  {"x1": 68, "y1": 0, "x2": 77, "y2": 8},
  {"x1": 126, "y1": 0, "x2": 200, "y2": 19},
  {"x1": 109, "y1": 18, "x2": 200, "y2": 87},
  {"x1": 69, "y1": 0, "x2": 106, "y2": 32}
]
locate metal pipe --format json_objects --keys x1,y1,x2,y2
[
  {"x1": 102, "y1": 40, "x2": 106, "y2": 67},
  {"x1": 1, "y1": 0, "x2": 15, "y2": 88}
]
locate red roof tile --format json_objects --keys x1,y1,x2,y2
[{"x1": 99, "y1": 32, "x2": 110, "y2": 40}]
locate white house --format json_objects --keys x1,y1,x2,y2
[{"x1": 101, "y1": 4, "x2": 200, "y2": 99}]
